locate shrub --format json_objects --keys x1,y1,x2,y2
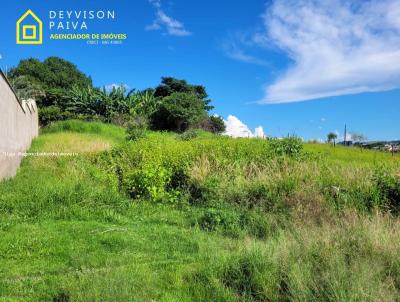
[
  {"x1": 177, "y1": 129, "x2": 199, "y2": 141},
  {"x1": 110, "y1": 113, "x2": 133, "y2": 127},
  {"x1": 268, "y1": 137, "x2": 303, "y2": 158},
  {"x1": 372, "y1": 166, "x2": 400, "y2": 213},
  {"x1": 194, "y1": 115, "x2": 226, "y2": 134},
  {"x1": 126, "y1": 117, "x2": 147, "y2": 141},
  {"x1": 120, "y1": 161, "x2": 185, "y2": 204},
  {"x1": 39, "y1": 105, "x2": 64, "y2": 126},
  {"x1": 198, "y1": 208, "x2": 240, "y2": 236}
]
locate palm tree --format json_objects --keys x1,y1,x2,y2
[
  {"x1": 327, "y1": 132, "x2": 338, "y2": 146},
  {"x1": 127, "y1": 89, "x2": 159, "y2": 117}
]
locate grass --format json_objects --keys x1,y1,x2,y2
[
  {"x1": 304, "y1": 143, "x2": 399, "y2": 166},
  {"x1": 0, "y1": 120, "x2": 399, "y2": 301}
]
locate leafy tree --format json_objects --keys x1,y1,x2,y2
[
  {"x1": 209, "y1": 116, "x2": 226, "y2": 134},
  {"x1": 150, "y1": 92, "x2": 208, "y2": 132},
  {"x1": 8, "y1": 59, "x2": 220, "y2": 131},
  {"x1": 154, "y1": 77, "x2": 214, "y2": 111},
  {"x1": 327, "y1": 132, "x2": 338, "y2": 146},
  {"x1": 9, "y1": 57, "x2": 93, "y2": 111},
  {"x1": 9, "y1": 57, "x2": 92, "y2": 91},
  {"x1": 194, "y1": 115, "x2": 226, "y2": 134},
  {"x1": 9, "y1": 75, "x2": 45, "y2": 100},
  {"x1": 8, "y1": 58, "x2": 47, "y2": 89}
]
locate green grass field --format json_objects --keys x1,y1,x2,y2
[{"x1": 0, "y1": 120, "x2": 399, "y2": 301}]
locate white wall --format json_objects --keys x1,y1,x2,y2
[{"x1": 0, "y1": 71, "x2": 39, "y2": 180}]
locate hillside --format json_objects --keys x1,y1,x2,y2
[{"x1": 0, "y1": 120, "x2": 399, "y2": 302}]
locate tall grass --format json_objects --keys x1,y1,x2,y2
[{"x1": 0, "y1": 120, "x2": 399, "y2": 301}]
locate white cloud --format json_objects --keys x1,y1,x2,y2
[
  {"x1": 225, "y1": 48, "x2": 269, "y2": 66},
  {"x1": 222, "y1": 33, "x2": 269, "y2": 66},
  {"x1": 334, "y1": 129, "x2": 352, "y2": 142},
  {"x1": 146, "y1": 0, "x2": 191, "y2": 37},
  {"x1": 254, "y1": 126, "x2": 265, "y2": 138},
  {"x1": 258, "y1": 0, "x2": 400, "y2": 103},
  {"x1": 223, "y1": 115, "x2": 265, "y2": 138},
  {"x1": 104, "y1": 83, "x2": 129, "y2": 92},
  {"x1": 149, "y1": 0, "x2": 161, "y2": 8}
]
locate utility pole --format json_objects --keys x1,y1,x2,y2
[{"x1": 344, "y1": 124, "x2": 347, "y2": 146}]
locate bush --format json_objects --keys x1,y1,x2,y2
[
  {"x1": 198, "y1": 208, "x2": 240, "y2": 236},
  {"x1": 39, "y1": 105, "x2": 64, "y2": 126},
  {"x1": 177, "y1": 129, "x2": 199, "y2": 141},
  {"x1": 268, "y1": 137, "x2": 303, "y2": 158},
  {"x1": 126, "y1": 117, "x2": 147, "y2": 141},
  {"x1": 194, "y1": 116, "x2": 226, "y2": 134},
  {"x1": 372, "y1": 166, "x2": 400, "y2": 213},
  {"x1": 110, "y1": 113, "x2": 133, "y2": 127}
]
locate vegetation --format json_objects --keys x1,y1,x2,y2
[
  {"x1": 150, "y1": 92, "x2": 208, "y2": 132},
  {"x1": 126, "y1": 116, "x2": 148, "y2": 141},
  {"x1": 327, "y1": 132, "x2": 338, "y2": 146},
  {"x1": 0, "y1": 120, "x2": 399, "y2": 301},
  {"x1": 8, "y1": 58, "x2": 226, "y2": 135},
  {"x1": 3, "y1": 57, "x2": 399, "y2": 300}
]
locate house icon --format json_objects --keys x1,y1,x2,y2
[{"x1": 16, "y1": 10, "x2": 43, "y2": 44}]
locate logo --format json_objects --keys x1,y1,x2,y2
[{"x1": 16, "y1": 10, "x2": 43, "y2": 44}]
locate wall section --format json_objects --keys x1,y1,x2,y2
[{"x1": 0, "y1": 71, "x2": 39, "y2": 180}]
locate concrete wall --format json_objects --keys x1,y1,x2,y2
[{"x1": 0, "y1": 70, "x2": 39, "y2": 180}]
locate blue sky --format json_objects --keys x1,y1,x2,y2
[{"x1": 1, "y1": 0, "x2": 399, "y2": 141}]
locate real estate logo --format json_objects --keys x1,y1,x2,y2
[{"x1": 16, "y1": 10, "x2": 43, "y2": 44}]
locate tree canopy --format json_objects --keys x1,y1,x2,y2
[
  {"x1": 154, "y1": 77, "x2": 213, "y2": 111},
  {"x1": 150, "y1": 92, "x2": 208, "y2": 132},
  {"x1": 327, "y1": 132, "x2": 338, "y2": 146},
  {"x1": 8, "y1": 57, "x2": 221, "y2": 134},
  {"x1": 9, "y1": 57, "x2": 92, "y2": 92}
]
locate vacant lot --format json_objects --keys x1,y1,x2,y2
[{"x1": 0, "y1": 120, "x2": 399, "y2": 301}]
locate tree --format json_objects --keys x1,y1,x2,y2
[
  {"x1": 195, "y1": 115, "x2": 226, "y2": 134},
  {"x1": 9, "y1": 75, "x2": 45, "y2": 100},
  {"x1": 9, "y1": 57, "x2": 93, "y2": 109},
  {"x1": 209, "y1": 116, "x2": 226, "y2": 134},
  {"x1": 327, "y1": 132, "x2": 338, "y2": 146},
  {"x1": 9, "y1": 57, "x2": 92, "y2": 91},
  {"x1": 154, "y1": 77, "x2": 214, "y2": 111},
  {"x1": 127, "y1": 88, "x2": 159, "y2": 118},
  {"x1": 150, "y1": 92, "x2": 208, "y2": 132}
]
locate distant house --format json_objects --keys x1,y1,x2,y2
[{"x1": 385, "y1": 144, "x2": 400, "y2": 153}]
